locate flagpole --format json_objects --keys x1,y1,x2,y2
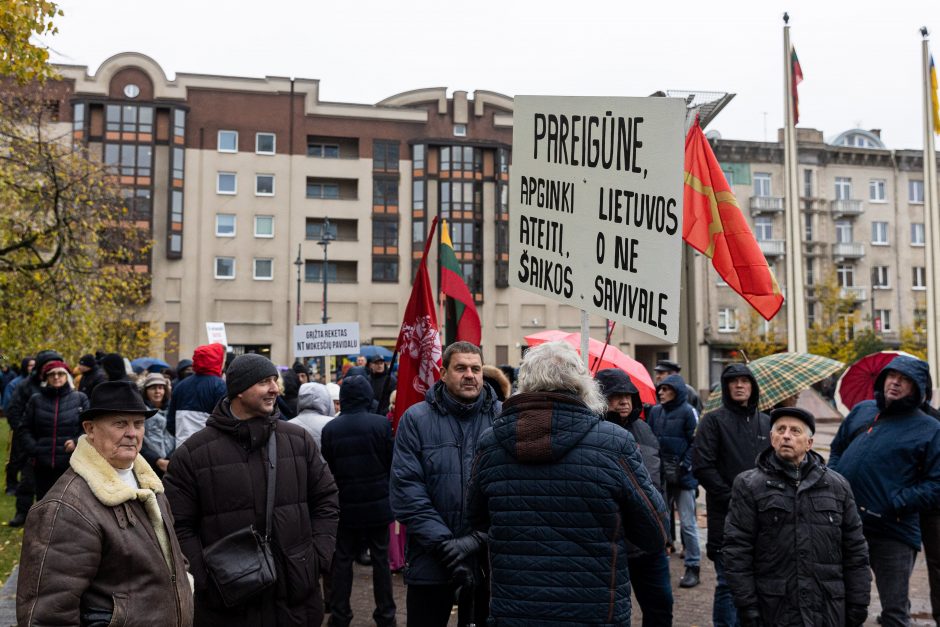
[
  {"x1": 921, "y1": 29, "x2": 940, "y2": 382},
  {"x1": 783, "y1": 15, "x2": 808, "y2": 352}
]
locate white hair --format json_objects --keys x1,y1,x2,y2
[{"x1": 517, "y1": 342, "x2": 608, "y2": 416}]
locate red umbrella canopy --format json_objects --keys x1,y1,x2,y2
[
  {"x1": 524, "y1": 330, "x2": 656, "y2": 405},
  {"x1": 835, "y1": 350, "x2": 917, "y2": 415}
]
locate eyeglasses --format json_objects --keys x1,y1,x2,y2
[{"x1": 46, "y1": 371, "x2": 68, "y2": 378}]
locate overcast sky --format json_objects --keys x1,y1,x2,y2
[{"x1": 46, "y1": 0, "x2": 940, "y2": 150}]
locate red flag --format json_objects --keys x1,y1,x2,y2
[
  {"x1": 791, "y1": 47, "x2": 803, "y2": 125},
  {"x1": 392, "y1": 216, "x2": 443, "y2": 431},
  {"x1": 683, "y1": 118, "x2": 784, "y2": 321},
  {"x1": 440, "y1": 219, "x2": 482, "y2": 345}
]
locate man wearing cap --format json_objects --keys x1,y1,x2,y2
[
  {"x1": 653, "y1": 359, "x2": 702, "y2": 414},
  {"x1": 724, "y1": 407, "x2": 871, "y2": 627},
  {"x1": 829, "y1": 355, "x2": 940, "y2": 627},
  {"x1": 164, "y1": 353, "x2": 339, "y2": 627},
  {"x1": 17, "y1": 381, "x2": 194, "y2": 625},
  {"x1": 368, "y1": 355, "x2": 397, "y2": 416}
]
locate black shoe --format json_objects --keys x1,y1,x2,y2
[
  {"x1": 8, "y1": 512, "x2": 26, "y2": 528},
  {"x1": 679, "y1": 566, "x2": 700, "y2": 588}
]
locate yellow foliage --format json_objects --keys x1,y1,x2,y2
[{"x1": 0, "y1": 0, "x2": 61, "y2": 83}]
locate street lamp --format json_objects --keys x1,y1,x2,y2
[
  {"x1": 294, "y1": 244, "x2": 303, "y2": 326},
  {"x1": 317, "y1": 218, "x2": 336, "y2": 379}
]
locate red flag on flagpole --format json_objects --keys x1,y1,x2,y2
[
  {"x1": 683, "y1": 117, "x2": 784, "y2": 321},
  {"x1": 791, "y1": 47, "x2": 803, "y2": 125},
  {"x1": 392, "y1": 216, "x2": 443, "y2": 431}
]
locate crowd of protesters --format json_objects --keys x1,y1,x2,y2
[{"x1": 1, "y1": 343, "x2": 939, "y2": 626}]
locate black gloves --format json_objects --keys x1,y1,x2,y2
[
  {"x1": 449, "y1": 562, "x2": 475, "y2": 587},
  {"x1": 437, "y1": 531, "x2": 487, "y2": 572},
  {"x1": 846, "y1": 605, "x2": 868, "y2": 627},
  {"x1": 739, "y1": 607, "x2": 763, "y2": 627}
]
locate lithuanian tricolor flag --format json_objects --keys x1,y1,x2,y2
[
  {"x1": 440, "y1": 219, "x2": 481, "y2": 345},
  {"x1": 931, "y1": 54, "x2": 940, "y2": 134}
]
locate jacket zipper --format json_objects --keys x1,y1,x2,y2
[{"x1": 51, "y1": 396, "x2": 59, "y2": 467}]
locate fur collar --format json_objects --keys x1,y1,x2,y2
[{"x1": 70, "y1": 435, "x2": 163, "y2": 505}]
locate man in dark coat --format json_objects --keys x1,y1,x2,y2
[
  {"x1": 653, "y1": 359, "x2": 702, "y2": 414},
  {"x1": 368, "y1": 355, "x2": 397, "y2": 415},
  {"x1": 596, "y1": 367, "x2": 673, "y2": 626},
  {"x1": 320, "y1": 375, "x2": 396, "y2": 627},
  {"x1": 692, "y1": 362, "x2": 771, "y2": 627},
  {"x1": 164, "y1": 353, "x2": 339, "y2": 627},
  {"x1": 829, "y1": 355, "x2": 940, "y2": 627},
  {"x1": 648, "y1": 373, "x2": 701, "y2": 588},
  {"x1": 76, "y1": 354, "x2": 107, "y2": 398},
  {"x1": 468, "y1": 342, "x2": 669, "y2": 626},
  {"x1": 724, "y1": 407, "x2": 870, "y2": 627},
  {"x1": 390, "y1": 341, "x2": 500, "y2": 627}
]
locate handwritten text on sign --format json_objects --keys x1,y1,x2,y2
[{"x1": 510, "y1": 96, "x2": 686, "y2": 343}]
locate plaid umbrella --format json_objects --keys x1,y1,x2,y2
[{"x1": 703, "y1": 352, "x2": 844, "y2": 413}]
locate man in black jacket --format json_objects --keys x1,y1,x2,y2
[
  {"x1": 321, "y1": 375, "x2": 396, "y2": 627},
  {"x1": 692, "y1": 363, "x2": 770, "y2": 627},
  {"x1": 723, "y1": 407, "x2": 870, "y2": 627}
]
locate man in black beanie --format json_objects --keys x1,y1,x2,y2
[
  {"x1": 164, "y1": 353, "x2": 339, "y2": 625},
  {"x1": 76, "y1": 354, "x2": 106, "y2": 398}
]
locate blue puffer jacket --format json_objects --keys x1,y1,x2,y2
[
  {"x1": 467, "y1": 391, "x2": 669, "y2": 626},
  {"x1": 390, "y1": 379, "x2": 501, "y2": 585},
  {"x1": 829, "y1": 355, "x2": 940, "y2": 549},
  {"x1": 647, "y1": 374, "x2": 698, "y2": 490}
]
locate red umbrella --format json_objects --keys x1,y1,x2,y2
[
  {"x1": 524, "y1": 330, "x2": 656, "y2": 405},
  {"x1": 835, "y1": 350, "x2": 917, "y2": 415}
]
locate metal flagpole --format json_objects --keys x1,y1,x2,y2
[
  {"x1": 921, "y1": 28, "x2": 940, "y2": 381},
  {"x1": 783, "y1": 15, "x2": 808, "y2": 352}
]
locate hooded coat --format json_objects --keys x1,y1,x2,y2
[
  {"x1": 289, "y1": 382, "x2": 335, "y2": 458},
  {"x1": 166, "y1": 344, "x2": 227, "y2": 445},
  {"x1": 829, "y1": 355, "x2": 940, "y2": 549},
  {"x1": 723, "y1": 448, "x2": 871, "y2": 627},
  {"x1": 467, "y1": 391, "x2": 669, "y2": 626},
  {"x1": 320, "y1": 375, "x2": 394, "y2": 529},
  {"x1": 647, "y1": 374, "x2": 697, "y2": 490},
  {"x1": 692, "y1": 363, "x2": 771, "y2": 558}
]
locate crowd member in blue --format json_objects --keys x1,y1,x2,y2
[
  {"x1": 468, "y1": 342, "x2": 668, "y2": 626},
  {"x1": 647, "y1": 373, "x2": 701, "y2": 589},
  {"x1": 390, "y1": 341, "x2": 500, "y2": 627},
  {"x1": 596, "y1": 367, "x2": 673, "y2": 626},
  {"x1": 830, "y1": 355, "x2": 940, "y2": 627}
]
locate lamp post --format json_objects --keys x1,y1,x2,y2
[
  {"x1": 294, "y1": 244, "x2": 303, "y2": 326},
  {"x1": 317, "y1": 217, "x2": 336, "y2": 379}
]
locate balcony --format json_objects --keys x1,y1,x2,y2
[
  {"x1": 840, "y1": 286, "x2": 867, "y2": 301},
  {"x1": 832, "y1": 242, "x2": 865, "y2": 259},
  {"x1": 831, "y1": 199, "x2": 864, "y2": 218},
  {"x1": 749, "y1": 196, "x2": 784, "y2": 216},
  {"x1": 758, "y1": 239, "x2": 785, "y2": 257}
]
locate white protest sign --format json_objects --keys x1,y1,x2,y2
[
  {"x1": 510, "y1": 96, "x2": 686, "y2": 343},
  {"x1": 293, "y1": 323, "x2": 360, "y2": 358},
  {"x1": 205, "y1": 322, "x2": 227, "y2": 346}
]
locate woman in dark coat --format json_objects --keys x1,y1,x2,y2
[{"x1": 19, "y1": 360, "x2": 89, "y2": 499}]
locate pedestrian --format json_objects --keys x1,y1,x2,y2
[
  {"x1": 647, "y1": 373, "x2": 702, "y2": 589},
  {"x1": 289, "y1": 381, "x2": 336, "y2": 459},
  {"x1": 2, "y1": 355, "x2": 34, "y2": 495},
  {"x1": 293, "y1": 361, "x2": 310, "y2": 385},
  {"x1": 16, "y1": 381, "x2": 194, "y2": 625},
  {"x1": 596, "y1": 367, "x2": 674, "y2": 626},
  {"x1": 321, "y1": 374, "x2": 396, "y2": 627},
  {"x1": 176, "y1": 359, "x2": 194, "y2": 381},
  {"x1": 390, "y1": 341, "x2": 501, "y2": 627},
  {"x1": 723, "y1": 407, "x2": 870, "y2": 626},
  {"x1": 653, "y1": 359, "x2": 702, "y2": 415},
  {"x1": 139, "y1": 372, "x2": 175, "y2": 475},
  {"x1": 164, "y1": 353, "x2": 339, "y2": 626},
  {"x1": 166, "y1": 343, "x2": 226, "y2": 446},
  {"x1": 368, "y1": 355, "x2": 397, "y2": 415},
  {"x1": 692, "y1": 363, "x2": 771, "y2": 627},
  {"x1": 76, "y1": 353, "x2": 106, "y2": 398},
  {"x1": 19, "y1": 360, "x2": 89, "y2": 500},
  {"x1": 468, "y1": 342, "x2": 669, "y2": 625},
  {"x1": 829, "y1": 355, "x2": 940, "y2": 627}
]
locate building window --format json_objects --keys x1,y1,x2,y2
[
  {"x1": 373, "y1": 218, "x2": 399, "y2": 251},
  {"x1": 172, "y1": 147, "x2": 184, "y2": 180},
  {"x1": 875, "y1": 309, "x2": 892, "y2": 332},
  {"x1": 916, "y1": 309, "x2": 928, "y2": 327},
  {"x1": 913, "y1": 266, "x2": 927, "y2": 290},
  {"x1": 254, "y1": 215, "x2": 274, "y2": 238},
  {"x1": 173, "y1": 109, "x2": 185, "y2": 141},
  {"x1": 215, "y1": 214, "x2": 236, "y2": 237},
  {"x1": 441, "y1": 146, "x2": 481, "y2": 173},
  {"x1": 840, "y1": 315, "x2": 856, "y2": 341},
  {"x1": 412, "y1": 180, "x2": 425, "y2": 212},
  {"x1": 802, "y1": 169, "x2": 814, "y2": 197},
  {"x1": 804, "y1": 212, "x2": 814, "y2": 242},
  {"x1": 372, "y1": 258, "x2": 399, "y2": 282},
  {"x1": 256, "y1": 132, "x2": 276, "y2": 155},
  {"x1": 869, "y1": 179, "x2": 886, "y2": 202},
  {"x1": 754, "y1": 216, "x2": 772, "y2": 241},
  {"x1": 753, "y1": 173, "x2": 771, "y2": 197},
  {"x1": 215, "y1": 257, "x2": 235, "y2": 279},
  {"x1": 255, "y1": 174, "x2": 275, "y2": 196},
  {"x1": 835, "y1": 177, "x2": 852, "y2": 200},
  {"x1": 306, "y1": 181, "x2": 340, "y2": 199},
  {"x1": 871, "y1": 221, "x2": 889, "y2": 245},
  {"x1": 872, "y1": 266, "x2": 890, "y2": 289},
  {"x1": 305, "y1": 260, "x2": 357, "y2": 283},
  {"x1": 373, "y1": 140, "x2": 399, "y2": 172},
  {"x1": 837, "y1": 264, "x2": 855, "y2": 287},
  {"x1": 413, "y1": 144, "x2": 425, "y2": 172},
  {"x1": 718, "y1": 307, "x2": 738, "y2": 332},
  {"x1": 307, "y1": 142, "x2": 340, "y2": 158},
  {"x1": 253, "y1": 258, "x2": 273, "y2": 280},
  {"x1": 373, "y1": 178, "x2": 399, "y2": 213},
  {"x1": 805, "y1": 258, "x2": 815, "y2": 286},
  {"x1": 218, "y1": 130, "x2": 238, "y2": 153},
  {"x1": 453, "y1": 124, "x2": 467, "y2": 137},
  {"x1": 910, "y1": 180, "x2": 925, "y2": 203},
  {"x1": 807, "y1": 301, "x2": 816, "y2": 325},
  {"x1": 217, "y1": 172, "x2": 237, "y2": 195},
  {"x1": 305, "y1": 219, "x2": 356, "y2": 241},
  {"x1": 835, "y1": 220, "x2": 853, "y2": 244},
  {"x1": 912, "y1": 222, "x2": 926, "y2": 246}
]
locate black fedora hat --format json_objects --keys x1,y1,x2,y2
[{"x1": 80, "y1": 381, "x2": 157, "y2": 421}]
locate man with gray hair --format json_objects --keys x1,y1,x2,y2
[{"x1": 468, "y1": 341, "x2": 669, "y2": 626}]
